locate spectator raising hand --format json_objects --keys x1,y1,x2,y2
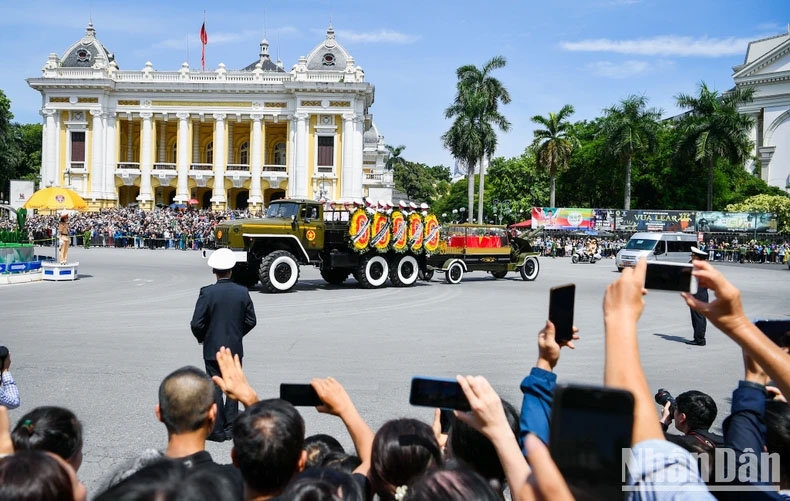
[{"x1": 211, "y1": 347, "x2": 258, "y2": 408}]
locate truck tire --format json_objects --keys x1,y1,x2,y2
[
  {"x1": 419, "y1": 269, "x2": 434, "y2": 281},
  {"x1": 259, "y1": 251, "x2": 300, "y2": 292},
  {"x1": 491, "y1": 270, "x2": 508, "y2": 279},
  {"x1": 389, "y1": 255, "x2": 419, "y2": 287},
  {"x1": 321, "y1": 268, "x2": 349, "y2": 285},
  {"x1": 231, "y1": 263, "x2": 259, "y2": 288},
  {"x1": 445, "y1": 262, "x2": 464, "y2": 284},
  {"x1": 520, "y1": 257, "x2": 539, "y2": 281},
  {"x1": 356, "y1": 255, "x2": 389, "y2": 289}
]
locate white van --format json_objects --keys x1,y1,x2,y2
[{"x1": 615, "y1": 232, "x2": 698, "y2": 271}]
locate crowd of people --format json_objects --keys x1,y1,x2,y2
[{"x1": 1, "y1": 257, "x2": 789, "y2": 500}]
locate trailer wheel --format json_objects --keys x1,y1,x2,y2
[
  {"x1": 491, "y1": 270, "x2": 508, "y2": 279},
  {"x1": 520, "y1": 257, "x2": 539, "y2": 281},
  {"x1": 390, "y1": 255, "x2": 419, "y2": 287},
  {"x1": 419, "y1": 269, "x2": 434, "y2": 282},
  {"x1": 356, "y1": 255, "x2": 389, "y2": 289},
  {"x1": 259, "y1": 251, "x2": 300, "y2": 292},
  {"x1": 445, "y1": 262, "x2": 464, "y2": 284},
  {"x1": 320, "y1": 268, "x2": 349, "y2": 285}
]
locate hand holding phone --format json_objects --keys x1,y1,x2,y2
[
  {"x1": 644, "y1": 262, "x2": 698, "y2": 293},
  {"x1": 280, "y1": 383, "x2": 323, "y2": 407},
  {"x1": 549, "y1": 284, "x2": 575, "y2": 344},
  {"x1": 409, "y1": 377, "x2": 471, "y2": 411}
]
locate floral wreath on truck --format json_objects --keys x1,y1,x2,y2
[
  {"x1": 349, "y1": 209, "x2": 371, "y2": 252},
  {"x1": 423, "y1": 214, "x2": 440, "y2": 253},
  {"x1": 370, "y1": 212, "x2": 392, "y2": 252},
  {"x1": 390, "y1": 210, "x2": 408, "y2": 253}
]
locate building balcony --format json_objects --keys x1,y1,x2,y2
[
  {"x1": 227, "y1": 164, "x2": 250, "y2": 171},
  {"x1": 153, "y1": 163, "x2": 177, "y2": 171},
  {"x1": 189, "y1": 163, "x2": 213, "y2": 171},
  {"x1": 263, "y1": 164, "x2": 287, "y2": 173},
  {"x1": 363, "y1": 171, "x2": 393, "y2": 186},
  {"x1": 116, "y1": 162, "x2": 141, "y2": 171}
]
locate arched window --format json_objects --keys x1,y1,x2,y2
[
  {"x1": 239, "y1": 142, "x2": 249, "y2": 165},
  {"x1": 206, "y1": 141, "x2": 213, "y2": 163},
  {"x1": 273, "y1": 142, "x2": 286, "y2": 166},
  {"x1": 171, "y1": 143, "x2": 177, "y2": 163}
]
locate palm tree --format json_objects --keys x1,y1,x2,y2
[
  {"x1": 384, "y1": 144, "x2": 406, "y2": 171},
  {"x1": 599, "y1": 95, "x2": 662, "y2": 210},
  {"x1": 675, "y1": 82, "x2": 755, "y2": 211},
  {"x1": 444, "y1": 56, "x2": 511, "y2": 223},
  {"x1": 531, "y1": 105, "x2": 578, "y2": 207}
]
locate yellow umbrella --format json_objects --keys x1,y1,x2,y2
[{"x1": 24, "y1": 187, "x2": 88, "y2": 213}]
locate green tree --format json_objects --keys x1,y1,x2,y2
[
  {"x1": 726, "y1": 194, "x2": 790, "y2": 234},
  {"x1": 0, "y1": 90, "x2": 16, "y2": 195},
  {"x1": 486, "y1": 151, "x2": 549, "y2": 220},
  {"x1": 443, "y1": 56, "x2": 511, "y2": 223},
  {"x1": 531, "y1": 105, "x2": 578, "y2": 207},
  {"x1": 675, "y1": 82, "x2": 755, "y2": 211},
  {"x1": 599, "y1": 95, "x2": 662, "y2": 210},
  {"x1": 384, "y1": 144, "x2": 407, "y2": 171}
]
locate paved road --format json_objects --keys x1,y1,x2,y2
[{"x1": 1, "y1": 248, "x2": 787, "y2": 493}]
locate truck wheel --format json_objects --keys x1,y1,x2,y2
[
  {"x1": 259, "y1": 251, "x2": 300, "y2": 292},
  {"x1": 320, "y1": 268, "x2": 349, "y2": 285},
  {"x1": 571, "y1": 254, "x2": 579, "y2": 264},
  {"x1": 390, "y1": 255, "x2": 419, "y2": 287},
  {"x1": 231, "y1": 263, "x2": 259, "y2": 288},
  {"x1": 520, "y1": 257, "x2": 539, "y2": 281},
  {"x1": 357, "y1": 255, "x2": 389, "y2": 289},
  {"x1": 491, "y1": 270, "x2": 508, "y2": 279},
  {"x1": 419, "y1": 269, "x2": 434, "y2": 281},
  {"x1": 445, "y1": 262, "x2": 464, "y2": 284}
]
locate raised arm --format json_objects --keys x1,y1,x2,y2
[
  {"x1": 211, "y1": 347, "x2": 259, "y2": 407},
  {"x1": 311, "y1": 377, "x2": 374, "y2": 475}
]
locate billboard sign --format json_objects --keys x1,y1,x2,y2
[
  {"x1": 531, "y1": 207, "x2": 595, "y2": 230},
  {"x1": 9, "y1": 180, "x2": 35, "y2": 210},
  {"x1": 613, "y1": 210, "x2": 695, "y2": 232},
  {"x1": 696, "y1": 211, "x2": 777, "y2": 233}
]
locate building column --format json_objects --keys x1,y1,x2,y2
[
  {"x1": 352, "y1": 115, "x2": 365, "y2": 198},
  {"x1": 138, "y1": 112, "x2": 153, "y2": 205},
  {"x1": 90, "y1": 109, "x2": 104, "y2": 199},
  {"x1": 341, "y1": 113, "x2": 355, "y2": 199},
  {"x1": 210, "y1": 113, "x2": 227, "y2": 205},
  {"x1": 249, "y1": 113, "x2": 263, "y2": 205},
  {"x1": 158, "y1": 117, "x2": 167, "y2": 162},
  {"x1": 126, "y1": 115, "x2": 134, "y2": 162},
  {"x1": 104, "y1": 112, "x2": 117, "y2": 199},
  {"x1": 227, "y1": 122, "x2": 234, "y2": 165},
  {"x1": 42, "y1": 109, "x2": 59, "y2": 187},
  {"x1": 293, "y1": 112, "x2": 309, "y2": 198},
  {"x1": 192, "y1": 121, "x2": 200, "y2": 163},
  {"x1": 176, "y1": 112, "x2": 190, "y2": 203}
]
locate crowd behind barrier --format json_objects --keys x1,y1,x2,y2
[{"x1": 1, "y1": 259, "x2": 790, "y2": 500}]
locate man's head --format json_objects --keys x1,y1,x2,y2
[
  {"x1": 690, "y1": 246, "x2": 708, "y2": 262},
  {"x1": 231, "y1": 399, "x2": 306, "y2": 496},
  {"x1": 156, "y1": 366, "x2": 216, "y2": 436},
  {"x1": 207, "y1": 248, "x2": 235, "y2": 278},
  {"x1": 674, "y1": 390, "x2": 717, "y2": 433}
]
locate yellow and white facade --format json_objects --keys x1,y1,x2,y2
[{"x1": 27, "y1": 23, "x2": 393, "y2": 211}]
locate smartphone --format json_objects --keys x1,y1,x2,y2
[
  {"x1": 550, "y1": 384, "x2": 634, "y2": 499},
  {"x1": 279, "y1": 383, "x2": 323, "y2": 407},
  {"x1": 644, "y1": 262, "x2": 698, "y2": 293},
  {"x1": 755, "y1": 320, "x2": 790, "y2": 348},
  {"x1": 439, "y1": 409, "x2": 455, "y2": 434},
  {"x1": 409, "y1": 377, "x2": 471, "y2": 411},
  {"x1": 549, "y1": 284, "x2": 575, "y2": 343}
]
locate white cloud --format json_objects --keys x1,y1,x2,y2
[
  {"x1": 560, "y1": 35, "x2": 753, "y2": 57},
  {"x1": 335, "y1": 29, "x2": 420, "y2": 44},
  {"x1": 587, "y1": 60, "x2": 650, "y2": 79}
]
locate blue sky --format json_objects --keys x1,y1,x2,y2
[{"x1": 1, "y1": 0, "x2": 787, "y2": 169}]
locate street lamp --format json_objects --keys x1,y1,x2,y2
[
  {"x1": 459, "y1": 207, "x2": 467, "y2": 223},
  {"x1": 492, "y1": 199, "x2": 512, "y2": 225}
]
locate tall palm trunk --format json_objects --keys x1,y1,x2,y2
[
  {"x1": 624, "y1": 153, "x2": 632, "y2": 210},
  {"x1": 707, "y1": 158, "x2": 714, "y2": 211},
  {"x1": 549, "y1": 174, "x2": 556, "y2": 208},
  {"x1": 477, "y1": 158, "x2": 485, "y2": 224},
  {"x1": 467, "y1": 165, "x2": 474, "y2": 223}
]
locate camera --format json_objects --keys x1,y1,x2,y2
[{"x1": 654, "y1": 388, "x2": 676, "y2": 411}]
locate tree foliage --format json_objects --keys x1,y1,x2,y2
[
  {"x1": 394, "y1": 161, "x2": 451, "y2": 203},
  {"x1": 531, "y1": 105, "x2": 578, "y2": 207}
]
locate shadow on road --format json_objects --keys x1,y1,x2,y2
[{"x1": 652, "y1": 332, "x2": 690, "y2": 344}]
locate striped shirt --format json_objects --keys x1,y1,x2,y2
[{"x1": 0, "y1": 372, "x2": 20, "y2": 409}]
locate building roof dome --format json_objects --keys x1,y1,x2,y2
[
  {"x1": 304, "y1": 25, "x2": 351, "y2": 71},
  {"x1": 364, "y1": 122, "x2": 381, "y2": 144},
  {"x1": 60, "y1": 22, "x2": 116, "y2": 69},
  {"x1": 241, "y1": 38, "x2": 285, "y2": 72}
]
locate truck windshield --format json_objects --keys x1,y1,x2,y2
[
  {"x1": 624, "y1": 238, "x2": 658, "y2": 251},
  {"x1": 266, "y1": 202, "x2": 299, "y2": 219}
]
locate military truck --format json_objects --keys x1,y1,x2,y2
[{"x1": 208, "y1": 199, "x2": 437, "y2": 293}]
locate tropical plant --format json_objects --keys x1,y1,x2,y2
[
  {"x1": 443, "y1": 56, "x2": 511, "y2": 223},
  {"x1": 675, "y1": 82, "x2": 755, "y2": 211},
  {"x1": 599, "y1": 95, "x2": 662, "y2": 210},
  {"x1": 531, "y1": 105, "x2": 578, "y2": 207},
  {"x1": 384, "y1": 144, "x2": 407, "y2": 171}
]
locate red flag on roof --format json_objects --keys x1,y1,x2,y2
[{"x1": 200, "y1": 21, "x2": 208, "y2": 70}]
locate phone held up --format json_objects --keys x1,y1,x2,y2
[
  {"x1": 279, "y1": 383, "x2": 323, "y2": 407},
  {"x1": 754, "y1": 319, "x2": 790, "y2": 348},
  {"x1": 550, "y1": 384, "x2": 634, "y2": 499},
  {"x1": 644, "y1": 262, "x2": 698, "y2": 294},
  {"x1": 409, "y1": 377, "x2": 471, "y2": 412},
  {"x1": 549, "y1": 284, "x2": 575, "y2": 344}
]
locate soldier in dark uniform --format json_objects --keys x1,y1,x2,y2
[
  {"x1": 190, "y1": 248, "x2": 257, "y2": 441},
  {"x1": 686, "y1": 246, "x2": 709, "y2": 346}
]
